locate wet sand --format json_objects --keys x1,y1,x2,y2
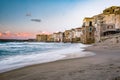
[{"x1": 0, "y1": 45, "x2": 120, "y2": 80}]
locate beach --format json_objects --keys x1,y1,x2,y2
[
  {"x1": 0, "y1": 42, "x2": 91, "y2": 73},
  {"x1": 0, "y1": 0, "x2": 120, "y2": 80},
  {"x1": 0, "y1": 43, "x2": 120, "y2": 80}
]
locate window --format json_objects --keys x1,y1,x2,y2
[
  {"x1": 89, "y1": 32, "x2": 92, "y2": 36},
  {"x1": 113, "y1": 9, "x2": 114, "y2": 13},
  {"x1": 107, "y1": 10, "x2": 109, "y2": 12},
  {"x1": 83, "y1": 22, "x2": 85, "y2": 27},
  {"x1": 107, "y1": 25, "x2": 113, "y2": 29},
  {"x1": 89, "y1": 21, "x2": 92, "y2": 26},
  {"x1": 89, "y1": 27, "x2": 92, "y2": 32}
]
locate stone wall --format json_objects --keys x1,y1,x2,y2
[{"x1": 101, "y1": 33, "x2": 120, "y2": 44}]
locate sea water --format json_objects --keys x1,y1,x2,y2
[{"x1": 0, "y1": 42, "x2": 94, "y2": 73}]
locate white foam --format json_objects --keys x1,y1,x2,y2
[{"x1": 0, "y1": 43, "x2": 95, "y2": 73}]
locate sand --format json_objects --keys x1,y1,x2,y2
[{"x1": 0, "y1": 45, "x2": 120, "y2": 80}]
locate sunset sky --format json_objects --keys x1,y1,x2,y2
[{"x1": 0, "y1": 0, "x2": 120, "y2": 39}]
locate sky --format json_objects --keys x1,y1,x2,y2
[{"x1": 0, "y1": 0, "x2": 120, "y2": 39}]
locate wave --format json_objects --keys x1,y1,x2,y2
[{"x1": 0, "y1": 42, "x2": 95, "y2": 73}]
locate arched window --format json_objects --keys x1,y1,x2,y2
[
  {"x1": 107, "y1": 25, "x2": 113, "y2": 29},
  {"x1": 111, "y1": 25, "x2": 113, "y2": 29},
  {"x1": 89, "y1": 27, "x2": 92, "y2": 32}
]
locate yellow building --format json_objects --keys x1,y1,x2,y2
[
  {"x1": 103, "y1": 6, "x2": 120, "y2": 15},
  {"x1": 71, "y1": 28, "x2": 82, "y2": 43},
  {"x1": 81, "y1": 17, "x2": 95, "y2": 44},
  {"x1": 103, "y1": 6, "x2": 120, "y2": 29},
  {"x1": 52, "y1": 32, "x2": 63, "y2": 42},
  {"x1": 36, "y1": 34, "x2": 47, "y2": 42},
  {"x1": 94, "y1": 6, "x2": 120, "y2": 42},
  {"x1": 47, "y1": 34, "x2": 54, "y2": 42},
  {"x1": 63, "y1": 30, "x2": 72, "y2": 42}
]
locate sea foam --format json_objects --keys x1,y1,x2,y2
[{"x1": 0, "y1": 42, "x2": 95, "y2": 73}]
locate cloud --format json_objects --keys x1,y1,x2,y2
[
  {"x1": 1, "y1": 0, "x2": 120, "y2": 35},
  {"x1": 31, "y1": 19, "x2": 41, "y2": 22},
  {"x1": 15, "y1": 32, "x2": 33, "y2": 37},
  {"x1": 0, "y1": 32, "x2": 2, "y2": 37},
  {"x1": 0, "y1": 32, "x2": 35, "y2": 39},
  {"x1": 26, "y1": 13, "x2": 31, "y2": 17},
  {"x1": 4, "y1": 31, "x2": 11, "y2": 36}
]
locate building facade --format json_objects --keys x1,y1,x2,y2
[
  {"x1": 47, "y1": 34, "x2": 54, "y2": 42},
  {"x1": 53, "y1": 32, "x2": 63, "y2": 42},
  {"x1": 36, "y1": 6, "x2": 120, "y2": 44},
  {"x1": 94, "y1": 6, "x2": 120, "y2": 42},
  {"x1": 71, "y1": 28, "x2": 82, "y2": 42},
  {"x1": 36, "y1": 34, "x2": 47, "y2": 42},
  {"x1": 63, "y1": 30, "x2": 72, "y2": 42},
  {"x1": 81, "y1": 17, "x2": 95, "y2": 44}
]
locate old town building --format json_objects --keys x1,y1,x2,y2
[
  {"x1": 52, "y1": 32, "x2": 63, "y2": 42},
  {"x1": 36, "y1": 34, "x2": 47, "y2": 42},
  {"x1": 47, "y1": 34, "x2": 54, "y2": 42},
  {"x1": 36, "y1": 6, "x2": 120, "y2": 44},
  {"x1": 94, "y1": 6, "x2": 120, "y2": 42},
  {"x1": 71, "y1": 28, "x2": 82, "y2": 42},
  {"x1": 81, "y1": 17, "x2": 95, "y2": 44},
  {"x1": 63, "y1": 30, "x2": 72, "y2": 42}
]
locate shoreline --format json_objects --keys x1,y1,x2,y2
[
  {"x1": 0, "y1": 46, "x2": 95, "y2": 74},
  {"x1": 0, "y1": 45, "x2": 120, "y2": 80},
  {"x1": 0, "y1": 43, "x2": 93, "y2": 74},
  {"x1": 0, "y1": 54, "x2": 94, "y2": 74}
]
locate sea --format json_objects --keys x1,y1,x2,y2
[{"x1": 0, "y1": 42, "x2": 95, "y2": 73}]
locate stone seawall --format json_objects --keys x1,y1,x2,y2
[
  {"x1": 93, "y1": 33, "x2": 120, "y2": 49},
  {"x1": 101, "y1": 33, "x2": 120, "y2": 44}
]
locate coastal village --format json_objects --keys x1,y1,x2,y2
[
  {"x1": 36, "y1": 6, "x2": 120, "y2": 44},
  {"x1": 1, "y1": 0, "x2": 120, "y2": 79}
]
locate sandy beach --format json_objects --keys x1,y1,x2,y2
[{"x1": 0, "y1": 44, "x2": 120, "y2": 80}]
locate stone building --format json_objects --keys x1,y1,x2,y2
[
  {"x1": 36, "y1": 6, "x2": 120, "y2": 44},
  {"x1": 71, "y1": 28, "x2": 82, "y2": 42},
  {"x1": 52, "y1": 33, "x2": 57, "y2": 42},
  {"x1": 53, "y1": 32, "x2": 63, "y2": 42},
  {"x1": 63, "y1": 30, "x2": 72, "y2": 42},
  {"x1": 103, "y1": 6, "x2": 120, "y2": 29},
  {"x1": 63, "y1": 28, "x2": 83, "y2": 43},
  {"x1": 94, "y1": 6, "x2": 120, "y2": 42},
  {"x1": 36, "y1": 34, "x2": 47, "y2": 42},
  {"x1": 81, "y1": 17, "x2": 95, "y2": 44},
  {"x1": 47, "y1": 34, "x2": 54, "y2": 42},
  {"x1": 93, "y1": 14, "x2": 105, "y2": 42},
  {"x1": 58, "y1": 32, "x2": 63, "y2": 42}
]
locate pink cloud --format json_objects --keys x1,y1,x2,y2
[
  {"x1": 15, "y1": 33, "x2": 33, "y2": 37},
  {"x1": 0, "y1": 32, "x2": 2, "y2": 37},
  {"x1": 3, "y1": 31, "x2": 11, "y2": 36},
  {"x1": 0, "y1": 32, "x2": 35, "y2": 39}
]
